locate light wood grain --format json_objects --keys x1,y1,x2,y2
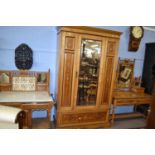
[
  {"x1": 56, "y1": 26, "x2": 121, "y2": 128},
  {"x1": 111, "y1": 90, "x2": 152, "y2": 123}
]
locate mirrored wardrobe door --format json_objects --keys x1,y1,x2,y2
[{"x1": 76, "y1": 38, "x2": 102, "y2": 106}]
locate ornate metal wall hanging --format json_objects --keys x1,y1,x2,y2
[{"x1": 15, "y1": 43, "x2": 33, "y2": 70}]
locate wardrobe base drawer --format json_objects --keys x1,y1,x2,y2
[{"x1": 60, "y1": 111, "x2": 107, "y2": 125}]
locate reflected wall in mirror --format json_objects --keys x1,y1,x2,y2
[
  {"x1": 0, "y1": 73, "x2": 10, "y2": 84},
  {"x1": 77, "y1": 39, "x2": 101, "y2": 106},
  {"x1": 116, "y1": 58, "x2": 135, "y2": 89},
  {"x1": 37, "y1": 73, "x2": 47, "y2": 83}
]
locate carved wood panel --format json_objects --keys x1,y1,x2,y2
[
  {"x1": 61, "y1": 112, "x2": 107, "y2": 124},
  {"x1": 0, "y1": 85, "x2": 11, "y2": 91},
  {"x1": 65, "y1": 36, "x2": 75, "y2": 50},
  {"x1": 61, "y1": 51, "x2": 74, "y2": 107},
  {"x1": 102, "y1": 57, "x2": 114, "y2": 104},
  {"x1": 37, "y1": 85, "x2": 48, "y2": 91},
  {"x1": 107, "y1": 41, "x2": 116, "y2": 56},
  {"x1": 116, "y1": 98, "x2": 152, "y2": 105}
]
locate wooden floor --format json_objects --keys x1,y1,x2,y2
[
  {"x1": 110, "y1": 118, "x2": 146, "y2": 129},
  {"x1": 32, "y1": 118, "x2": 56, "y2": 129},
  {"x1": 32, "y1": 118, "x2": 50, "y2": 129},
  {"x1": 31, "y1": 117, "x2": 146, "y2": 129}
]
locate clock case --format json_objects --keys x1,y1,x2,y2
[{"x1": 128, "y1": 26, "x2": 144, "y2": 52}]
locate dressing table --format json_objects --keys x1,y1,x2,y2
[
  {"x1": 112, "y1": 90, "x2": 152, "y2": 123},
  {"x1": 111, "y1": 59, "x2": 152, "y2": 123}
]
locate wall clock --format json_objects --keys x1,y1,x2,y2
[
  {"x1": 15, "y1": 43, "x2": 33, "y2": 70},
  {"x1": 128, "y1": 26, "x2": 144, "y2": 51}
]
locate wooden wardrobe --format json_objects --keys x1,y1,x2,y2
[{"x1": 56, "y1": 26, "x2": 121, "y2": 128}]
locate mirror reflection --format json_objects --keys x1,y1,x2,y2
[
  {"x1": 77, "y1": 39, "x2": 101, "y2": 106},
  {"x1": 117, "y1": 59, "x2": 135, "y2": 88}
]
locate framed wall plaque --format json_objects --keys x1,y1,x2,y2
[{"x1": 15, "y1": 43, "x2": 33, "y2": 70}]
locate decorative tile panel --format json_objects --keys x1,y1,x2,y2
[{"x1": 12, "y1": 76, "x2": 36, "y2": 91}]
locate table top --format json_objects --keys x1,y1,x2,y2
[
  {"x1": 113, "y1": 90, "x2": 152, "y2": 99},
  {"x1": 0, "y1": 91, "x2": 53, "y2": 103}
]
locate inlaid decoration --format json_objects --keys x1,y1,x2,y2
[
  {"x1": 65, "y1": 36, "x2": 75, "y2": 50},
  {"x1": 107, "y1": 41, "x2": 116, "y2": 55}
]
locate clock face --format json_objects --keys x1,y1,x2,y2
[{"x1": 132, "y1": 26, "x2": 143, "y2": 39}]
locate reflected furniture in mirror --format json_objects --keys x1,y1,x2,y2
[
  {"x1": 0, "y1": 70, "x2": 53, "y2": 128},
  {"x1": 56, "y1": 26, "x2": 122, "y2": 128},
  {"x1": 112, "y1": 58, "x2": 152, "y2": 124},
  {"x1": 77, "y1": 39, "x2": 101, "y2": 106}
]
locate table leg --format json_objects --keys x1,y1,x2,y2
[
  {"x1": 47, "y1": 102, "x2": 51, "y2": 128},
  {"x1": 22, "y1": 110, "x2": 28, "y2": 128},
  {"x1": 27, "y1": 110, "x2": 32, "y2": 129},
  {"x1": 111, "y1": 101, "x2": 116, "y2": 124}
]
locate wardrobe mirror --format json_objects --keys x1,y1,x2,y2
[{"x1": 77, "y1": 39, "x2": 101, "y2": 106}]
